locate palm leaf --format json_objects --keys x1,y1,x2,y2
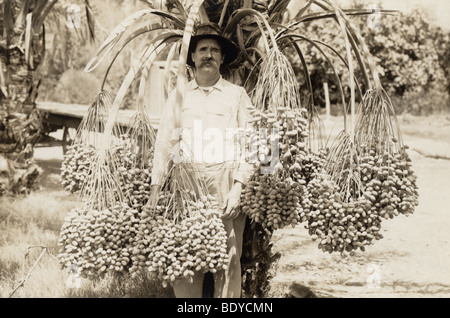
[
  {"x1": 312, "y1": 38, "x2": 364, "y2": 98},
  {"x1": 323, "y1": 0, "x2": 356, "y2": 136},
  {"x1": 288, "y1": 0, "x2": 314, "y2": 21},
  {"x1": 335, "y1": 5, "x2": 383, "y2": 93},
  {"x1": 0, "y1": 60, "x2": 8, "y2": 98},
  {"x1": 3, "y1": 0, "x2": 15, "y2": 45},
  {"x1": 169, "y1": 0, "x2": 188, "y2": 18},
  {"x1": 173, "y1": 0, "x2": 206, "y2": 129},
  {"x1": 223, "y1": 8, "x2": 279, "y2": 57},
  {"x1": 217, "y1": 0, "x2": 230, "y2": 27},
  {"x1": 84, "y1": 8, "x2": 185, "y2": 73},
  {"x1": 84, "y1": 0, "x2": 96, "y2": 42},
  {"x1": 163, "y1": 41, "x2": 180, "y2": 100},
  {"x1": 236, "y1": 23, "x2": 256, "y2": 66},
  {"x1": 289, "y1": 8, "x2": 397, "y2": 25},
  {"x1": 280, "y1": 36, "x2": 314, "y2": 107},
  {"x1": 279, "y1": 33, "x2": 350, "y2": 129},
  {"x1": 13, "y1": 0, "x2": 31, "y2": 32},
  {"x1": 268, "y1": 0, "x2": 291, "y2": 22},
  {"x1": 99, "y1": 31, "x2": 182, "y2": 164},
  {"x1": 24, "y1": 13, "x2": 33, "y2": 68},
  {"x1": 99, "y1": 22, "x2": 171, "y2": 90},
  {"x1": 32, "y1": 0, "x2": 58, "y2": 33}
]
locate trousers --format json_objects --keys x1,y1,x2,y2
[{"x1": 172, "y1": 162, "x2": 247, "y2": 298}]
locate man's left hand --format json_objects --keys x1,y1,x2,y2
[{"x1": 222, "y1": 181, "x2": 243, "y2": 220}]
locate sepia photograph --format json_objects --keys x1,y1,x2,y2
[{"x1": 0, "y1": 0, "x2": 449, "y2": 303}]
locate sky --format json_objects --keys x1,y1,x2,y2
[{"x1": 335, "y1": 0, "x2": 450, "y2": 30}]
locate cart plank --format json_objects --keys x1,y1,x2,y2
[{"x1": 36, "y1": 101, "x2": 160, "y2": 130}]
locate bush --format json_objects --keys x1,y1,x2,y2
[
  {"x1": 44, "y1": 69, "x2": 101, "y2": 105},
  {"x1": 391, "y1": 86, "x2": 450, "y2": 115}
]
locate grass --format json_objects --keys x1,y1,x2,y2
[{"x1": 0, "y1": 187, "x2": 75, "y2": 297}]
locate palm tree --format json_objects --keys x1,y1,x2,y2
[
  {"x1": 77, "y1": 0, "x2": 407, "y2": 297},
  {"x1": 0, "y1": 0, "x2": 95, "y2": 182}
]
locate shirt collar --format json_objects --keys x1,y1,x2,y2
[{"x1": 189, "y1": 75, "x2": 224, "y2": 92}]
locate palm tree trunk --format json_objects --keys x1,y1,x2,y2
[
  {"x1": 1, "y1": 0, "x2": 46, "y2": 192},
  {"x1": 0, "y1": 34, "x2": 45, "y2": 165}
]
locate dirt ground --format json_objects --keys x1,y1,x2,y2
[{"x1": 32, "y1": 113, "x2": 450, "y2": 298}]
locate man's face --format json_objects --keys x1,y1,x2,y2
[{"x1": 191, "y1": 38, "x2": 224, "y2": 75}]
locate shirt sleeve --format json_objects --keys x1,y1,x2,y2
[
  {"x1": 233, "y1": 87, "x2": 257, "y2": 186},
  {"x1": 151, "y1": 91, "x2": 176, "y2": 186}
]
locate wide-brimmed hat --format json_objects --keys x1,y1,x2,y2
[{"x1": 187, "y1": 23, "x2": 238, "y2": 67}]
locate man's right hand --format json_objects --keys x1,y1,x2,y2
[{"x1": 146, "y1": 184, "x2": 162, "y2": 213}]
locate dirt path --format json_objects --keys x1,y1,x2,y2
[{"x1": 271, "y1": 114, "x2": 450, "y2": 298}]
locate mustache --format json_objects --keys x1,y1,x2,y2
[{"x1": 201, "y1": 57, "x2": 217, "y2": 64}]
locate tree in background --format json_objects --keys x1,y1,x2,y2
[
  {"x1": 0, "y1": 0, "x2": 95, "y2": 193},
  {"x1": 290, "y1": 3, "x2": 450, "y2": 114},
  {"x1": 38, "y1": 0, "x2": 149, "y2": 108}
]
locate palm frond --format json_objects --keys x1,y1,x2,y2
[
  {"x1": 32, "y1": 0, "x2": 58, "y2": 33},
  {"x1": 287, "y1": 7, "x2": 397, "y2": 26},
  {"x1": 214, "y1": 0, "x2": 229, "y2": 27},
  {"x1": 0, "y1": 61, "x2": 9, "y2": 98},
  {"x1": 163, "y1": 41, "x2": 180, "y2": 100},
  {"x1": 224, "y1": 8, "x2": 276, "y2": 51},
  {"x1": 3, "y1": 0, "x2": 15, "y2": 45},
  {"x1": 279, "y1": 36, "x2": 313, "y2": 107},
  {"x1": 287, "y1": 0, "x2": 313, "y2": 22},
  {"x1": 168, "y1": 0, "x2": 188, "y2": 18},
  {"x1": 84, "y1": 0, "x2": 96, "y2": 42},
  {"x1": 137, "y1": 60, "x2": 150, "y2": 114},
  {"x1": 325, "y1": 0, "x2": 356, "y2": 137},
  {"x1": 99, "y1": 22, "x2": 170, "y2": 90},
  {"x1": 13, "y1": 0, "x2": 31, "y2": 32},
  {"x1": 236, "y1": 23, "x2": 256, "y2": 66},
  {"x1": 268, "y1": 0, "x2": 290, "y2": 22},
  {"x1": 337, "y1": 6, "x2": 383, "y2": 92},
  {"x1": 173, "y1": 0, "x2": 206, "y2": 129},
  {"x1": 84, "y1": 8, "x2": 185, "y2": 72},
  {"x1": 24, "y1": 13, "x2": 33, "y2": 68},
  {"x1": 99, "y1": 31, "x2": 183, "y2": 164},
  {"x1": 278, "y1": 33, "x2": 348, "y2": 124}
]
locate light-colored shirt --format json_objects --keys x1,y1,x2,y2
[{"x1": 151, "y1": 76, "x2": 254, "y2": 186}]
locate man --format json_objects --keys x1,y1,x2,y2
[{"x1": 147, "y1": 23, "x2": 254, "y2": 298}]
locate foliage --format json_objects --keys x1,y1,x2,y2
[
  {"x1": 391, "y1": 86, "x2": 450, "y2": 116},
  {"x1": 38, "y1": 0, "x2": 149, "y2": 109},
  {"x1": 44, "y1": 69, "x2": 100, "y2": 105},
  {"x1": 290, "y1": 4, "x2": 450, "y2": 114},
  {"x1": 0, "y1": 0, "x2": 97, "y2": 188}
]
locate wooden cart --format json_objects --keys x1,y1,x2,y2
[{"x1": 35, "y1": 101, "x2": 160, "y2": 154}]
